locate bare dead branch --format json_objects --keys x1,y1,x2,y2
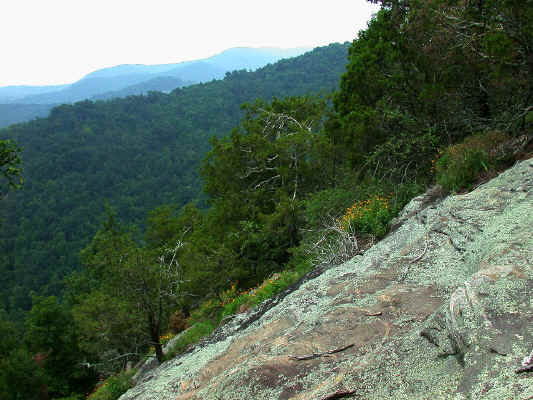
[
  {"x1": 241, "y1": 165, "x2": 278, "y2": 179},
  {"x1": 157, "y1": 240, "x2": 187, "y2": 297},
  {"x1": 516, "y1": 364, "x2": 533, "y2": 374},
  {"x1": 80, "y1": 352, "x2": 141, "y2": 368},
  {"x1": 259, "y1": 108, "x2": 313, "y2": 137},
  {"x1": 305, "y1": 216, "x2": 367, "y2": 267},
  {"x1": 399, "y1": 231, "x2": 430, "y2": 281},
  {"x1": 254, "y1": 174, "x2": 281, "y2": 189},
  {"x1": 321, "y1": 389, "x2": 358, "y2": 400}
]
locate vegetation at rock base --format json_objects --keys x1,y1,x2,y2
[
  {"x1": 86, "y1": 370, "x2": 134, "y2": 400},
  {"x1": 435, "y1": 131, "x2": 511, "y2": 192},
  {"x1": 0, "y1": 0, "x2": 532, "y2": 398}
]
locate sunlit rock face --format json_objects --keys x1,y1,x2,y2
[{"x1": 121, "y1": 158, "x2": 533, "y2": 400}]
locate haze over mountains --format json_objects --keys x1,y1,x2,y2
[{"x1": 0, "y1": 46, "x2": 310, "y2": 127}]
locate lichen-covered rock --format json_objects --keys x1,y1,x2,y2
[{"x1": 120, "y1": 158, "x2": 533, "y2": 400}]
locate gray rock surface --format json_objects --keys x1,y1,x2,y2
[{"x1": 120, "y1": 158, "x2": 533, "y2": 400}]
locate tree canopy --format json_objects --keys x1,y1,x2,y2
[{"x1": 0, "y1": 139, "x2": 22, "y2": 197}]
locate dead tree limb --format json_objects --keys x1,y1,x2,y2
[
  {"x1": 306, "y1": 216, "x2": 365, "y2": 267},
  {"x1": 79, "y1": 352, "x2": 141, "y2": 368},
  {"x1": 259, "y1": 108, "x2": 313, "y2": 136}
]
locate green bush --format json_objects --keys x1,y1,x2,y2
[
  {"x1": 87, "y1": 371, "x2": 133, "y2": 400},
  {"x1": 389, "y1": 183, "x2": 425, "y2": 212},
  {"x1": 435, "y1": 131, "x2": 509, "y2": 192},
  {"x1": 218, "y1": 265, "x2": 311, "y2": 320},
  {"x1": 164, "y1": 321, "x2": 215, "y2": 360},
  {"x1": 337, "y1": 182, "x2": 424, "y2": 238},
  {"x1": 220, "y1": 293, "x2": 249, "y2": 319},
  {"x1": 189, "y1": 298, "x2": 223, "y2": 325},
  {"x1": 339, "y1": 194, "x2": 392, "y2": 238},
  {"x1": 303, "y1": 187, "x2": 358, "y2": 230}
]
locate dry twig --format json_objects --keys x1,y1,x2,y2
[
  {"x1": 409, "y1": 232, "x2": 430, "y2": 264},
  {"x1": 289, "y1": 343, "x2": 354, "y2": 361},
  {"x1": 321, "y1": 389, "x2": 357, "y2": 399},
  {"x1": 363, "y1": 311, "x2": 382, "y2": 316},
  {"x1": 516, "y1": 364, "x2": 533, "y2": 374}
]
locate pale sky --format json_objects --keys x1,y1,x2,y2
[{"x1": 1, "y1": 0, "x2": 379, "y2": 87}]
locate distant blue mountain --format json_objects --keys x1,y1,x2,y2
[
  {"x1": 0, "y1": 47, "x2": 311, "y2": 106},
  {"x1": 0, "y1": 84, "x2": 69, "y2": 103},
  {"x1": 92, "y1": 76, "x2": 193, "y2": 101}
]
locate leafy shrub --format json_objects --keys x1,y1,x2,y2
[
  {"x1": 219, "y1": 267, "x2": 310, "y2": 320},
  {"x1": 300, "y1": 182, "x2": 422, "y2": 267},
  {"x1": 435, "y1": 131, "x2": 509, "y2": 192},
  {"x1": 389, "y1": 183, "x2": 424, "y2": 211},
  {"x1": 339, "y1": 194, "x2": 392, "y2": 238},
  {"x1": 189, "y1": 298, "x2": 223, "y2": 325},
  {"x1": 87, "y1": 371, "x2": 133, "y2": 400},
  {"x1": 365, "y1": 127, "x2": 438, "y2": 184},
  {"x1": 303, "y1": 187, "x2": 358, "y2": 230},
  {"x1": 220, "y1": 292, "x2": 248, "y2": 319}
]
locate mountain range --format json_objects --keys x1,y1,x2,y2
[{"x1": 0, "y1": 47, "x2": 310, "y2": 127}]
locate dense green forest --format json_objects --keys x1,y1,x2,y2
[
  {"x1": 0, "y1": 43, "x2": 349, "y2": 316},
  {"x1": 1, "y1": 0, "x2": 532, "y2": 398}
]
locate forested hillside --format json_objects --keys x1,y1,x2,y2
[
  {"x1": 0, "y1": 43, "x2": 349, "y2": 314},
  {"x1": 91, "y1": 76, "x2": 192, "y2": 100}
]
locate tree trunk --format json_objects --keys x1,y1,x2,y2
[
  {"x1": 148, "y1": 313, "x2": 164, "y2": 364},
  {"x1": 154, "y1": 339, "x2": 164, "y2": 364}
]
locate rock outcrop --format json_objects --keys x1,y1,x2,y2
[{"x1": 120, "y1": 158, "x2": 533, "y2": 400}]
